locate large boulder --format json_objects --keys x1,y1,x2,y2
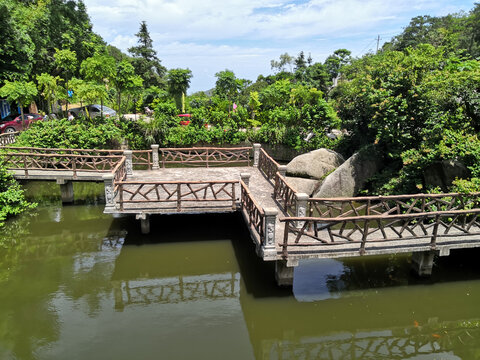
[
  {"x1": 285, "y1": 176, "x2": 321, "y2": 197},
  {"x1": 424, "y1": 160, "x2": 470, "y2": 191},
  {"x1": 286, "y1": 148, "x2": 345, "y2": 180},
  {"x1": 314, "y1": 150, "x2": 383, "y2": 198}
]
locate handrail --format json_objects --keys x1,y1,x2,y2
[
  {"x1": 240, "y1": 180, "x2": 265, "y2": 244},
  {"x1": 274, "y1": 172, "x2": 297, "y2": 214},
  {"x1": 160, "y1": 147, "x2": 250, "y2": 168},
  {"x1": 116, "y1": 180, "x2": 238, "y2": 211},
  {"x1": 258, "y1": 148, "x2": 279, "y2": 179}
]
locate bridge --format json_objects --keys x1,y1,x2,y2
[{"x1": 2, "y1": 134, "x2": 480, "y2": 285}]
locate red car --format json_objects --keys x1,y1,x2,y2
[{"x1": 0, "y1": 113, "x2": 43, "y2": 133}]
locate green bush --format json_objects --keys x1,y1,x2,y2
[{"x1": 0, "y1": 160, "x2": 36, "y2": 227}]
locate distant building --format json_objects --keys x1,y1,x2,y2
[{"x1": 0, "y1": 99, "x2": 11, "y2": 119}]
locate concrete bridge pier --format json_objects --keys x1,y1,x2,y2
[
  {"x1": 136, "y1": 213, "x2": 150, "y2": 234},
  {"x1": 57, "y1": 179, "x2": 74, "y2": 203},
  {"x1": 275, "y1": 259, "x2": 297, "y2": 286},
  {"x1": 411, "y1": 250, "x2": 435, "y2": 276}
]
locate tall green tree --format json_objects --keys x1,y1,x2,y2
[
  {"x1": 80, "y1": 54, "x2": 116, "y2": 117},
  {"x1": 214, "y1": 70, "x2": 241, "y2": 102},
  {"x1": 36, "y1": 73, "x2": 63, "y2": 114},
  {"x1": 166, "y1": 68, "x2": 193, "y2": 111},
  {"x1": 0, "y1": 81, "x2": 38, "y2": 130},
  {"x1": 324, "y1": 49, "x2": 352, "y2": 80},
  {"x1": 54, "y1": 48, "x2": 77, "y2": 112},
  {"x1": 128, "y1": 21, "x2": 166, "y2": 88}
]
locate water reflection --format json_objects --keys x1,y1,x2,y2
[{"x1": 0, "y1": 198, "x2": 479, "y2": 360}]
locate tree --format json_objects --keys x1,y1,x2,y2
[
  {"x1": 166, "y1": 68, "x2": 193, "y2": 111},
  {"x1": 112, "y1": 60, "x2": 143, "y2": 113},
  {"x1": 294, "y1": 51, "x2": 307, "y2": 71},
  {"x1": 324, "y1": 49, "x2": 352, "y2": 80},
  {"x1": 214, "y1": 70, "x2": 241, "y2": 102},
  {"x1": 0, "y1": 1, "x2": 34, "y2": 82},
  {"x1": 128, "y1": 21, "x2": 166, "y2": 88},
  {"x1": 36, "y1": 73, "x2": 63, "y2": 114},
  {"x1": 0, "y1": 81, "x2": 38, "y2": 129},
  {"x1": 270, "y1": 53, "x2": 294, "y2": 73},
  {"x1": 80, "y1": 54, "x2": 116, "y2": 117},
  {"x1": 54, "y1": 48, "x2": 77, "y2": 112}
]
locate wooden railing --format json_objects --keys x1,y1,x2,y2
[
  {"x1": 0, "y1": 146, "x2": 123, "y2": 155},
  {"x1": 112, "y1": 157, "x2": 127, "y2": 194},
  {"x1": 274, "y1": 173, "x2": 297, "y2": 215},
  {"x1": 0, "y1": 132, "x2": 18, "y2": 146},
  {"x1": 279, "y1": 192, "x2": 480, "y2": 257},
  {"x1": 160, "y1": 147, "x2": 250, "y2": 168},
  {"x1": 132, "y1": 150, "x2": 152, "y2": 169},
  {"x1": 1, "y1": 152, "x2": 124, "y2": 178},
  {"x1": 258, "y1": 148, "x2": 279, "y2": 179},
  {"x1": 116, "y1": 180, "x2": 238, "y2": 211},
  {"x1": 240, "y1": 180, "x2": 265, "y2": 244}
]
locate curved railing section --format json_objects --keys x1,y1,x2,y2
[
  {"x1": 258, "y1": 148, "x2": 279, "y2": 180},
  {"x1": 280, "y1": 192, "x2": 480, "y2": 258}
]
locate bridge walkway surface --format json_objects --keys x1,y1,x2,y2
[{"x1": 3, "y1": 140, "x2": 480, "y2": 285}]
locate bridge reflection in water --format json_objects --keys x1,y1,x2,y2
[
  {"x1": 106, "y1": 214, "x2": 480, "y2": 360},
  {"x1": 113, "y1": 273, "x2": 239, "y2": 309}
]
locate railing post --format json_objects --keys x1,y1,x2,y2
[
  {"x1": 262, "y1": 207, "x2": 278, "y2": 260},
  {"x1": 232, "y1": 182, "x2": 236, "y2": 210},
  {"x1": 124, "y1": 150, "x2": 133, "y2": 176},
  {"x1": 253, "y1": 143, "x2": 261, "y2": 167},
  {"x1": 278, "y1": 165, "x2": 287, "y2": 177},
  {"x1": 177, "y1": 183, "x2": 181, "y2": 211},
  {"x1": 151, "y1": 144, "x2": 159, "y2": 170},
  {"x1": 72, "y1": 156, "x2": 77, "y2": 179},
  {"x1": 103, "y1": 174, "x2": 115, "y2": 212},
  {"x1": 240, "y1": 173, "x2": 251, "y2": 187},
  {"x1": 295, "y1": 193, "x2": 309, "y2": 228}
]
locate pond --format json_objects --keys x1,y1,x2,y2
[{"x1": 0, "y1": 182, "x2": 479, "y2": 359}]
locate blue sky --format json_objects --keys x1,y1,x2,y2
[{"x1": 83, "y1": 0, "x2": 477, "y2": 93}]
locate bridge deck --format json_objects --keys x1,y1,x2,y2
[{"x1": 109, "y1": 166, "x2": 289, "y2": 256}]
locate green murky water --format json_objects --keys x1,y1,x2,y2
[{"x1": 0, "y1": 182, "x2": 479, "y2": 359}]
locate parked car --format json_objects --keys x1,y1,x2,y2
[
  {"x1": 0, "y1": 113, "x2": 20, "y2": 124},
  {"x1": 0, "y1": 113, "x2": 43, "y2": 133},
  {"x1": 69, "y1": 105, "x2": 117, "y2": 118}
]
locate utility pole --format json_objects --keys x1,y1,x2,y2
[{"x1": 376, "y1": 35, "x2": 381, "y2": 53}]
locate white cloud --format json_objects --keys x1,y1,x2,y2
[{"x1": 83, "y1": 0, "x2": 476, "y2": 91}]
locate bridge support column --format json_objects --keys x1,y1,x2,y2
[
  {"x1": 295, "y1": 193, "x2": 309, "y2": 228},
  {"x1": 275, "y1": 260, "x2": 297, "y2": 287},
  {"x1": 278, "y1": 165, "x2": 287, "y2": 177},
  {"x1": 261, "y1": 208, "x2": 278, "y2": 260},
  {"x1": 151, "y1": 144, "x2": 160, "y2": 170},
  {"x1": 103, "y1": 174, "x2": 115, "y2": 212},
  {"x1": 57, "y1": 179, "x2": 74, "y2": 203},
  {"x1": 253, "y1": 143, "x2": 261, "y2": 167},
  {"x1": 411, "y1": 250, "x2": 435, "y2": 276},
  {"x1": 124, "y1": 150, "x2": 133, "y2": 176},
  {"x1": 136, "y1": 213, "x2": 150, "y2": 234}
]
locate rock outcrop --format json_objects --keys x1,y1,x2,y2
[
  {"x1": 285, "y1": 177, "x2": 320, "y2": 196},
  {"x1": 286, "y1": 148, "x2": 345, "y2": 180},
  {"x1": 314, "y1": 149, "x2": 383, "y2": 198},
  {"x1": 424, "y1": 160, "x2": 469, "y2": 191}
]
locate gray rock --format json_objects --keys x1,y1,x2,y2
[
  {"x1": 286, "y1": 148, "x2": 345, "y2": 180},
  {"x1": 424, "y1": 160, "x2": 470, "y2": 191},
  {"x1": 314, "y1": 150, "x2": 383, "y2": 198},
  {"x1": 285, "y1": 176, "x2": 321, "y2": 197}
]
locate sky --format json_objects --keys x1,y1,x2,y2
[{"x1": 82, "y1": 0, "x2": 477, "y2": 93}]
